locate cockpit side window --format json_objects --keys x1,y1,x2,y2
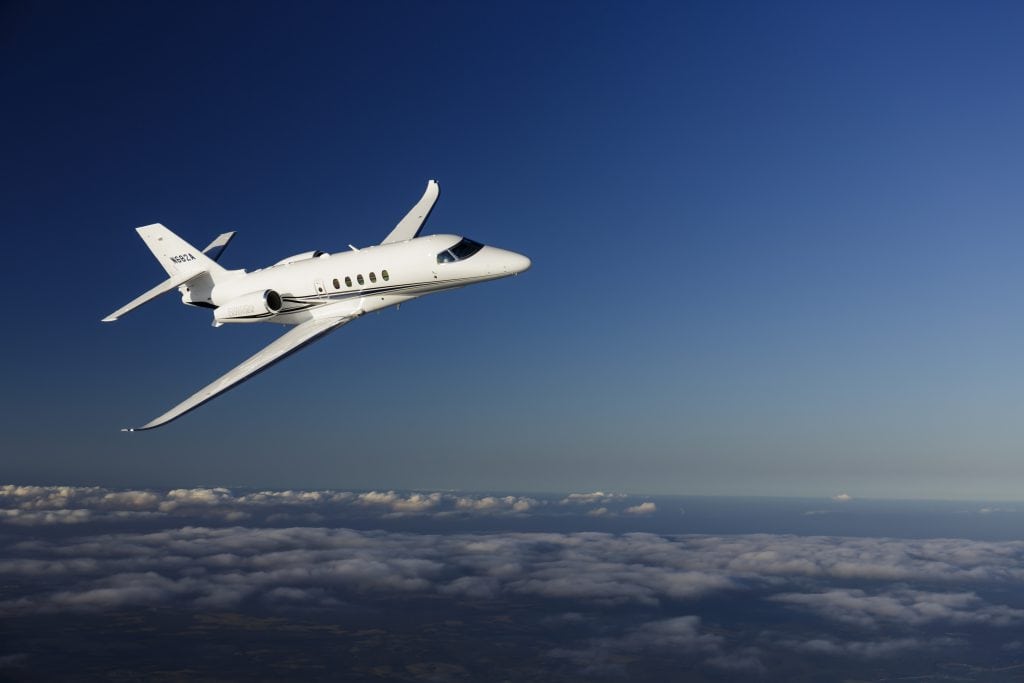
[
  {"x1": 436, "y1": 238, "x2": 484, "y2": 264},
  {"x1": 450, "y1": 238, "x2": 484, "y2": 260}
]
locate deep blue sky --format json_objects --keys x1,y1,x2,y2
[{"x1": 4, "y1": 1, "x2": 1024, "y2": 499}]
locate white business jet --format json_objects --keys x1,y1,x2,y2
[{"x1": 104, "y1": 180, "x2": 530, "y2": 430}]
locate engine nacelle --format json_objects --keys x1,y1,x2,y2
[
  {"x1": 274, "y1": 250, "x2": 327, "y2": 266},
  {"x1": 214, "y1": 290, "x2": 283, "y2": 324}
]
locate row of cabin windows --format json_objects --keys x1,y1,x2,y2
[{"x1": 332, "y1": 270, "x2": 389, "y2": 290}]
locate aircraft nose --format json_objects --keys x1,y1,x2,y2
[{"x1": 508, "y1": 252, "x2": 531, "y2": 274}]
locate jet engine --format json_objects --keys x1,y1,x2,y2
[{"x1": 214, "y1": 290, "x2": 283, "y2": 323}]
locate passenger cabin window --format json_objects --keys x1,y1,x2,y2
[
  {"x1": 369, "y1": 272, "x2": 377, "y2": 283},
  {"x1": 357, "y1": 274, "x2": 364, "y2": 285},
  {"x1": 332, "y1": 278, "x2": 340, "y2": 289},
  {"x1": 345, "y1": 276, "x2": 352, "y2": 287},
  {"x1": 436, "y1": 238, "x2": 484, "y2": 264},
  {"x1": 382, "y1": 270, "x2": 389, "y2": 281}
]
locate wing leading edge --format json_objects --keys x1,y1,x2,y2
[{"x1": 126, "y1": 315, "x2": 355, "y2": 431}]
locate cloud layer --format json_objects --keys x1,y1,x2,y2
[
  {"x1": 4, "y1": 484, "x2": 1024, "y2": 676},
  {"x1": 0, "y1": 484, "x2": 654, "y2": 525}
]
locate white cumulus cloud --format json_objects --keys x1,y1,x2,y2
[{"x1": 623, "y1": 502, "x2": 656, "y2": 515}]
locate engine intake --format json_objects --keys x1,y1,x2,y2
[{"x1": 214, "y1": 290, "x2": 283, "y2": 323}]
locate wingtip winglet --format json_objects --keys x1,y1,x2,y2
[{"x1": 381, "y1": 179, "x2": 441, "y2": 245}]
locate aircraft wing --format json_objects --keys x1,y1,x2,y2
[
  {"x1": 381, "y1": 180, "x2": 439, "y2": 244},
  {"x1": 126, "y1": 315, "x2": 354, "y2": 431}
]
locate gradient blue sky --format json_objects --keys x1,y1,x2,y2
[{"x1": 3, "y1": 1, "x2": 1024, "y2": 499}]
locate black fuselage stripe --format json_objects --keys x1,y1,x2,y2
[
  {"x1": 219, "y1": 276, "x2": 481, "y2": 318},
  {"x1": 284, "y1": 276, "x2": 479, "y2": 304}
]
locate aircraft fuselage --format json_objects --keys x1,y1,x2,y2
[{"x1": 191, "y1": 233, "x2": 530, "y2": 326}]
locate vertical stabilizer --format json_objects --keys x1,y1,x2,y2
[{"x1": 136, "y1": 223, "x2": 228, "y2": 281}]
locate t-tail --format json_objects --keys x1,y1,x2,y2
[{"x1": 102, "y1": 224, "x2": 238, "y2": 322}]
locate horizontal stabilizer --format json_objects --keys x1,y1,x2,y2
[
  {"x1": 102, "y1": 270, "x2": 201, "y2": 322},
  {"x1": 202, "y1": 231, "x2": 236, "y2": 262},
  {"x1": 382, "y1": 180, "x2": 439, "y2": 245}
]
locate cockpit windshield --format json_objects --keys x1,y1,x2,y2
[{"x1": 436, "y1": 238, "x2": 484, "y2": 264}]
